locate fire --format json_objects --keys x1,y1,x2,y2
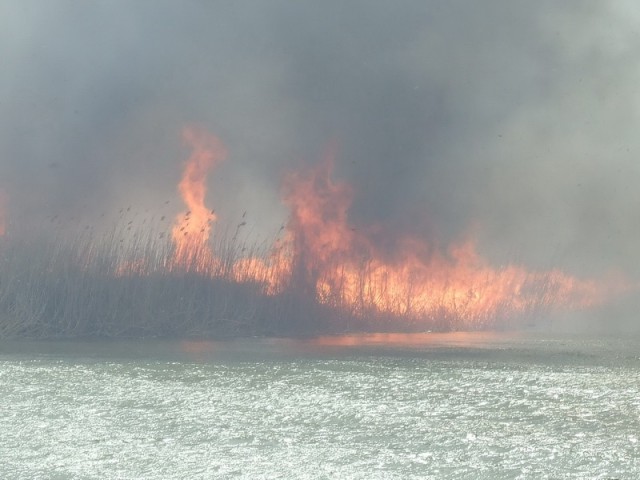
[
  {"x1": 283, "y1": 149, "x2": 355, "y2": 272},
  {"x1": 280, "y1": 155, "x2": 604, "y2": 327},
  {"x1": 231, "y1": 249, "x2": 291, "y2": 295},
  {"x1": 170, "y1": 127, "x2": 226, "y2": 272},
  {"x1": 114, "y1": 258, "x2": 149, "y2": 277},
  {"x1": 118, "y1": 127, "x2": 621, "y2": 330},
  {"x1": 160, "y1": 126, "x2": 294, "y2": 292}
]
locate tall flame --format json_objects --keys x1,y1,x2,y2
[
  {"x1": 127, "y1": 128, "x2": 624, "y2": 330},
  {"x1": 281, "y1": 154, "x2": 603, "y2": 327},
  {"x1": 171, "y1": 127, "x2": 226, "y2": 271}
]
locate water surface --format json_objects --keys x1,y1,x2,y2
[{"x1": 1, "y1": 332, "x2": 639, "y2": 479}]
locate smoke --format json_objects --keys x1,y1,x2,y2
[
  {"x1": 0, "y1": 188, "x2": 6, "y2": 236},
  {"x1": 1, "y1": 0, "x2": 640, "y2": 284}
]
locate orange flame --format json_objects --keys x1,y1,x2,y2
[
  {"x1": 230, "y1": 236, "x2": 293, "y2": 294},
  {"x1": 170, "y1": 127, "x2": 226, "y2": 272},
  {"x1": 120, "y1": 128, "x2": 622, "y2": 329},
  {"x1": 280, "y1": 151, "x2": 606, "y2": 326}
]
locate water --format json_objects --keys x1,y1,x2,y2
[{"x1": 1, "y1": 332, "x2": 639, "y2": 479}]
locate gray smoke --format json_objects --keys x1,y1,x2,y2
[{"x1": 1, "y1": 0, "x2": 639, "y2": 284}]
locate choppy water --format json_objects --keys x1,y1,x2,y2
[{"x1": 1, "y1": 332, "x2": 640, "y2": 479}]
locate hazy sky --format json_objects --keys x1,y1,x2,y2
[{"x1": 2, "y1": 1, "x2": 640, "y2": 278}]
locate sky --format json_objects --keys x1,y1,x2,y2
[{"x1": 2, "y1": 0, "x2": 640, "y2": 280}]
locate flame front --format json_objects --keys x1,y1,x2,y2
[
  {"x1": 118, "y1": 128, "x2": 620, "y2": 330},
  {"x1": 170, "y1": 127, "x2": 226, "y2": 272},
  {"x1": 281, "y1": 154, "x2": 603, "y2": 327}
]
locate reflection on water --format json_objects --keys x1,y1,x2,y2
[
  {"x1": 0, "y1": 331, "x2": 587, "y2": 370},
  {"x1": 1, "y1": 331, "x2": 638, "y2": 366},
  {"x1": 176, "y1": 331, "x2": 511, "y2": 358},
  {"x1": 178, "y1": 339, "x2": 217, "y2": 355},
  {"x1": 303, "y1": 331, "x2": 512, "y2": 348},
  {"x1": 173, "y1": 331, "x2": 640, "y2": 367},
  {"x1": 175, "y1": 331, "x2": 518, "y2": 362}
]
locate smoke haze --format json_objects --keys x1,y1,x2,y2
[{"x1": 2, "y1": 0, "x2": 640, "y2": 282}]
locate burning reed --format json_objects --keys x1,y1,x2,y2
[
  {"x1": 0, "y1": 128, "x2": 616, "y2": 339},
  {"x1": 0, "y1": 220, "x2": 582, "y2": 339}
]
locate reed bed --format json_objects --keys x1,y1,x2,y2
[{"x1": 0, "y1": 218, "x2": 554, "y2": 339}]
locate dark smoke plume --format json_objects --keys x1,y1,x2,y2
[{"x1": 1, "y1": 1, "x2": 639, "y2": 301}]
